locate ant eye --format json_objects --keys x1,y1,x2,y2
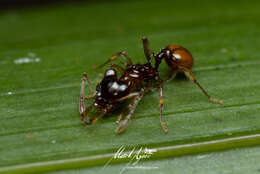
[{"x1": 105, "y1": 69, "x2": 117, "y2": 77}]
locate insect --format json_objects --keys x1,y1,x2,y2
[{"x1": 79, "y1": 37, "x2": 222, "y2": 134}]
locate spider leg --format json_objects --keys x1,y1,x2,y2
[
  {"x1": 117, "y1": 89, "x2": 145, "y2": 134},
  {"x1": 165, "y1": 70, "x2": 177, "y2": 83},
  {"x1": 110, "y1": 64, "x2": 125, "y2": 74},
  {"x1": 178, "y1": 66, "x2": 223, "y2": 104},
  {"x1": 142, "y1": 37, "x2": 153, "y2": 62},
  {"x1": 79, "y1": 73, "x2": 96, "y2": 121},
  {"x1": 92, "y1": 51, "x2": 132, "y2": 70},
  {"x1": 116, "y1": 107, "x2": 128, "y2": 124},
  {"x1": 81, "y1": 104, "x2": 94, "y2": 122},
  {"x1": 159, "y1": 85, "x2": 168, "y2": 133},
  {"x1": 152, "y1": 79, "x2": 168, "y2": 133},
  {"x1": 84, "y1": 110, "x2": 106, "y2": 125},
  {"x1": 115, "y1": 92, "x2": 141, "y2": 124}
]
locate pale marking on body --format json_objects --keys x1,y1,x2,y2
[
  {"x1": 173, "y1": 53, "x2": 181, "y2": 60},
  {"x1": 111, "y1": 82, "x2": 119, "y2": 89},
  {"x1": 119, "y1": 84, "x2": 127, "y2": 91},
  {"x1": 129, "y1": 73, "x2": 139, "y2": 78},
  {"x1": 106, "y1": 69, "x2": 116, "y2": 76},
  {"x1": 133, "y1": 69, "x2": 139, "y2": 73}
]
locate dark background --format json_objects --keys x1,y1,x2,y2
[{"x1": 0, "y1": 0, "x2": 110, "y2": 10}]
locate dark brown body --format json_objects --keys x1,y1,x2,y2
[
  {"x1": 94, "y1": 63, "x2": 159, "y2": 113},
  {"x1": 120, "y1": 63, "x2": 159, "y2": 87},
  {"x1": 79, "y1": 37, "x2": 222, "y2": 134}
]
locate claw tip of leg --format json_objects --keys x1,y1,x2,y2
[
  {"x1": 210, "y1": 98, "x2": 223, "y2": 104},
  {"x1": 163, "y1": 129, "x2": 168, "y2": 134},
  {"x1": 117, "y1": 122, "x2": 127, "y2": 134},
  {"x1": 117, "y1": 127, "x2": 125, "y2": 134}
]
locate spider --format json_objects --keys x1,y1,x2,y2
[{"x1": 79, "y1": 37, "x2": 222, "y2": 134}]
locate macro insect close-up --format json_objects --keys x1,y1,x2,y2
[
  {"x1": 2, "y1": 0, "x2": 260, "y2": 173},
  {"x1": 79, "y1": 37, "x2": 223, "y2": 134}
]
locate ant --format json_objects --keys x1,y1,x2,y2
[{"x1": 79, "y1": 37, "x2": 222, "y2": 134}]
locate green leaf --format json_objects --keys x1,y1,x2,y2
[
  {"x1": 1, "y1": 0, "x2": 260, "y2": 173},
  {"x1": 47, "y1": 146, "x2": 260, "y2": 174}
]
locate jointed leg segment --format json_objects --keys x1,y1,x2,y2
[
  {"x1": 84, "y1": 111, "x2": 105, "y2": 125},
  {"x1": 79, "y1": 73, "x2": 97, "y2": 122},
  {"x1": 92, "y1": 51, "x2": 133, "y2": 70},
  {"x1": 165, "y1": 70, "x2": 177, "y2": 82},
  {"x1": 159, "y1": 85, "x2": 168, "y2": 133},
  {"x1": 80, "y1": 74, "x2": 87, "y2": 120},
  {"x1": 179, "y1": 66, "x2": 223, "y2": 104},
  {"x1": 115, "y1": 92, "x2": 141, "y2": 124},
  {"x1": 117, "y1": 89, "x2": 145, "y2": 133},
  {"x1": 142, "y1": 37, "x2": 153, "y2": 62},
  {"x1": 110, "y1": 64, "x2": 125, "y2": 74}
]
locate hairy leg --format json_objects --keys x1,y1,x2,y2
[
  {"x1": 84, "y1": 111, "x2": 105, "y2": 125},
  {"x1": 165, "y1": 70, "x2": 177, "y2": 83},
  {"x1": 142, "y1": 37, "x2": 153, "y2": 62},
  {"x1": 92, "y1": 51, "x2": 132, "y2": 70},
  {"x1": 159, "y1": 85, "x2": 168, "y2": 133},
  {"x1": 117, "y1": 89, "x2": 145, "y2": 133},
  {"x1": 115, "y1": 92, "x2": 141, "y2": 123},
  {"x1": 79, "y1": 73, "x2": 96, "y2": 121},
  {"x1": 178, "y1": 66, "x2": 223, "y2": 104}
]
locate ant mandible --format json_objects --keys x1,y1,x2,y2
[{"x1": 79, "y1": 37, "x2": 222, "y2": 134}]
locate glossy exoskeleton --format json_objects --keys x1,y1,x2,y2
[{"x1": 79, "y1": 37, "x2": 222, "y2": 134}]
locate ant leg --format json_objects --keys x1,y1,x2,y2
[
  {"x1": 117, "y1": 89, "x2": 145, "y2": 133},
  {"x1": 79, "y1": 73, "x2": 96, "y2": 121},
  {"x1": 159, "y1": 85, "x2": 168, "y2": 133},
  {"x1": 179, "y1": 66, "x2": 223, "y2": 104},
  {"x1": 142, "y1": 37, "x2": 153, "y2": 62},
  {"x1": 92, "y1": 51, "x2": 133, "y2": 70}
]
